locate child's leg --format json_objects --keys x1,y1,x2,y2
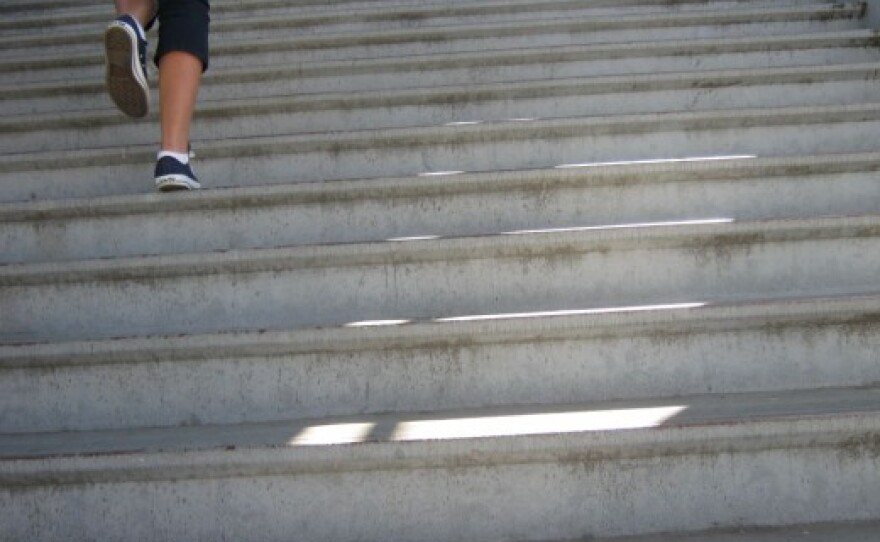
[
  {"x1": 113, "y1": 0, "x2": 157, "y2": 28},
  {"x1": 159, "y1": 51, "x2": 202, "y2": 154},
  {"x1": 152, "y1": 0, "x2": 210, "y2": 191},
  {"x1": 155, "y1": 0, "x2": 210, "y2": 154}
]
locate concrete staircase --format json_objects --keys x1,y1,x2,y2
[{"x1": 1, "y1": 0, "x2": 879, "y2": 540}]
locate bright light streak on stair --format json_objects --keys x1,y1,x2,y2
[
  {"x1": 501, "y1": 218, "x2": 735, "y2": 236},
  {"x1": 445, "y1": 121, "x2": 483, "y2": 126},
  {"x1": 387, "y1": 235, "x2": 442, "y2": 242},
  {"x1": 345, "y1": 319, "x2": 412, "y2": 328},
  {"x1": 418, "y1": 171, "x2": 465, "y2": 177},
  {"x1": 435, "y1": 302, "x2": 707, "y2": 323},
  {"x1": 285, "y1": 406, "x2": 687, "y2": 446},
  {"x1": 554, "y1": 154, "x2": 757, "y2": 169},
  {"x1": 288, "y1": 422, "x2": 376, "y2": 446},
  {"x1": 390, "y1": 406, "x2": 688, "y2": 442}
]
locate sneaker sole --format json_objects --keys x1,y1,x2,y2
[
  {"x1": 104, "y1": 22, "x2": 149, "y2": 118},
  {"x1": 155, "y1": 174, "x2": 202, "y2": 192}
]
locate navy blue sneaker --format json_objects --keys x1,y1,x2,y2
[
  {"x1": 104, "y1": 15, "x2": 149, "y2": 118},
  {"x1": 154, "y1": 156, "x2": 201, "y2": 192}
]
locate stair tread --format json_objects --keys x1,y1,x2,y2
[
  {"x1": 0, "y1": 1, "x2": 861, "y2": 54},
  {"x1": 2, "y1": 386, "x2": 878, "y2": 481},
  {"x1": 3, "y1": 101, "x2": 879, "y2": 171},
  {"x1": 2, "y1": 291, "x2": 877, "y2": 366},
  {"x1": 3, "y1": 62, "x2": 878, "y2": 130},
  {"x1": 0, "y1": 3, "x2": 864, "y2": 74},
  {"x1": 0, "y1": 0, "x2": 831, "y2": 31},
  {"x1": 4, "y1": 28, "x2": 875, "y2": 102},
  {"x1": 1, "y1": 0, "x2": 878, "y2": 537},
  {"x1": 2, "y1": 213, "x2": 878, "y2": 285},
  {"x1": 594, "y1": 520, "x2": 880, "y2": 542},
  {"x1": 2, "y1": 151, "x2": 875, "y2": 222}
]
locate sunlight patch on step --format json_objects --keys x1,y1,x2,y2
[
  {"x1": 418, "y1": 170, "x2": 465, "y2": 177},
  {"x1": 434, "y1": 302, "x2": 707, "y2": 323},
  {"x1": 387, "y1": 235, "x2": 442, "y2": 242},
  {"x1": 389, "y1": 406, "x2": 688, "y2": 442},
  {"x1": 286, "y1": 406, "x2": 688, "y2": 446},
  {"x1": 500, "y1": 217, "x2": 735, "y2": 236},
  {"x1": 417, "y1": 154, "x2": 754, "y2": 179},
  {"x1": 288, "y1": 422, "x2": 376, "y2": 446},
  {"x1": 554, "y1": 154, "x2": 757, "y2": 169},
  {"x1": 344, "y1": 319, "x2": 412, "y2": 328}
]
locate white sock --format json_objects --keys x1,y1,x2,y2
[{"x1": 158, "y1": 150, "x2": 190, "y2": 165}]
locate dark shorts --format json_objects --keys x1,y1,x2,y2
[{"x1": 146, "y1": 0, "x2": 211, "y2": 72}]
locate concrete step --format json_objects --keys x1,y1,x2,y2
[
  {"x1": 0, "y1": 0, "x2": 837, "y2": 45},
  {"x1": 0, "y1": 3, "x2": 866, "y2": 84},
  {"x1": 2, "y1": 213, "x2": 880, "y2": 342},
  {"x1": 2, "y1": 102, "x2": 880, "y2": 202},
  {"x1": 2, "y1": 152, "x2": 878, "y2": 264},
  {"x1": 1, "y1": 386, "x2": 878, "y2": 541},
  {"x1": 0, "y1": 1, "x2": 863, "y2": 57},
  {"x1": 3, "y1": 0, "x2": 878, "y2": 538},
  {"x1": 0, "y1": 0, "x2": 834, "y2": 34},
  {"x1": 2, "y1": 293, "x2": 878, "y2": 432},
  {"x1": 3, "y1": 63, "x2": 879, "y2": 154},
  {"x1": 594, "y1": 520, "x2": 880, "y2": 542},
  {"x1": 5, "y1": 30, "x2": 878, "y2": 115}
]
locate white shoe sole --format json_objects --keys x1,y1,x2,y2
[
  {"x1": 104, "y1": 21, "x2": 149, "y2": 118},
  {"x1": 155, "y1": 174, "x2": 202, "y2": 192}
]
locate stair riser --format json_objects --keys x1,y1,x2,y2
[
  {"x1": 7, "y1": 45, "x2": 879, "y2": 115},
  {"x1": 2, "y1": 118, "x2": 878, "y2": 202},
  {"x1": 1, "y1": 19, "x2": 863, "y2": 85},
  {"x1": 3, "y1": 232, "x2": 879, "y2": 341},
  {"x1": 3, "y1": 317, "x2": 878, "y2": 432},
  {"x1": 1, "y1": 17, "x2": 863, "y2": 64},
  {"x1": 3, "y1": 169, "x2": 878, "y2": 264},
  {"x1": 2, "y1": 439, "x2": 878, "y2": 542},
  {"x1": 0, "y1": 0, "x2": 835, "y2": 38},
  {"x1": 4, "y1": 78, "x2": 877, "y2": 154},
  {"x1": 0, "y1": 0, "x2": 838, "y2": 16}
]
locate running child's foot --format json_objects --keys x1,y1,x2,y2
[
  {"x1": 104, "y1": 14, "x2": 150, "y2": 118},
  {"x1": 154, "y1": 155, "x2": 201, "y2": 192}
]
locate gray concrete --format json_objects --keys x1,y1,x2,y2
[
  {"x1": 2, "y1": 0, "x2": 879, "y2": 538},
  {"x1": 0, "y1": 3, "x2": 867, "y2": 85},
  {"x1": 4, "y1": 64, "x2": 879, "y2": 154},
  {"x1": 5, "y1": 31, "x2": 878, "y2": 115},
  {"x1": 1, "y1": 294, "x2": 878, "y2": 432},
  {"x1": 1, "y1": 152, "x2": 877, "y2": 264},
  {"x1": 599, "y1": 520, "x2": 880, "y2": 541},
  {"x1": 0, "y1": 1, "x2": 843, "y2": 49},
  {"x1": 2, "y1": 103, "x2": 880, "y2": 202},
  {"x1": 1, "y1": 389, "x2": 879, "y2": 541},
  {"x1": 865, "y1": 0, "x2": 880, "y2": 26},
  {"x1": 3, "y1": 214, "x2": 880, "y2": 342},
  {"x1": 0, "y1": 3, "x2": 863, "y2": 60},
  {"x1": 0, "y1": 0, "x2": 835, "y2": 36}
]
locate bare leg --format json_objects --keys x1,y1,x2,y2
[
  {"x1": 113, "y1": 0, "x2": 156, "y2": 27},
  {"x1": 158, "y1": 51, "x2": 202, "y2": 154}
]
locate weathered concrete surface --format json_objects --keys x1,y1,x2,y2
[
  {"x1": 865, "y1": 0, "x2": 880, "y2": 26},
  {"x1": 4, "y1": 214, "x2": 880, "y2": 342},
  {"x1": 3, "y1": 103, "x2": 880, "y2": 202},
  {"x1": 2, "y1": 152, "x2": 879, "y2": 264},
  {"x1": 6, "y1": 31, "x2": 879, "y2": 117},
  {"x1": 598, "y1": 520, "x2": 880, "y2": 541},
  {"x1": 2, "y1": 0, "x2": 879, "y2": 539},
  {"x1": 2, "y1": 294, "x2": 879, "y2": 432},
  {"x1": 1, "y1": 388, "x2": 879, "y2": 542}
]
